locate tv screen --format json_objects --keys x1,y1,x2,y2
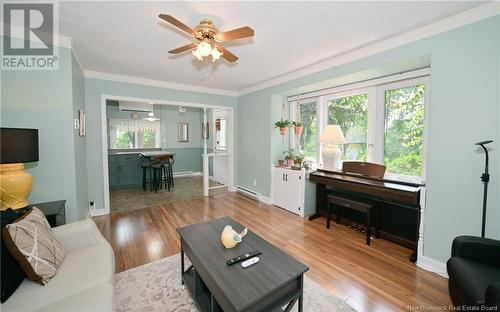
[{"x1": 0, "y1": 128, "x2": 39, "y2": 164}]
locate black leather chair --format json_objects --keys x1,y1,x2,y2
[{"x1": 447, "y1": 236, "x2": 500, "y2": 308}]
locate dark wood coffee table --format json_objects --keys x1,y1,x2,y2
[{"x1": 177, "y1": 216, "x2": 309, "y2": 312}]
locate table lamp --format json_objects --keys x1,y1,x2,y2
[
  {"x1": 0, "y1": 128, "x2": 39, "y2": 210},
  {"x1": 320, "y1": 125, "x2": 345, "y2": 171}
]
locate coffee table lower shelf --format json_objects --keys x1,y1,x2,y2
[{"x1": 183, "y1": 264, "x2": 223, "y2": 312}]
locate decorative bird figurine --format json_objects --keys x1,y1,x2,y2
[{"x1": 221, "y1": 225, "x2": 248, "y2": 249}]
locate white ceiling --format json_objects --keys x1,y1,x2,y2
[{"x1": 58, "y1": 1, "x2": 484, "y2": 93}]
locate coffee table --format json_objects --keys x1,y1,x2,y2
[{"x1": 177, "y1": 216, "x2": 309, "y2": 312}]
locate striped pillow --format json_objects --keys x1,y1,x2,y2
[{"x1": 2, "y1": 207, "x2": 66, "y2": 285}]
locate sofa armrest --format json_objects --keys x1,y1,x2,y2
[
  {"x1": 52, "y1": 218, "x2": 108, "y2": 253},
  {"x1": 485, "y1": 282, "x2": 500, "y2": 307},
  {"x1": 451, "y1": 236, "x2": 500, "y2": 266}
]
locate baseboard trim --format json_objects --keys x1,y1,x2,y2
[
  {"x1": 417, "y1": 256, "x2": 448, "y2": 278},
  {"x1": 260, "y1": 196, "x2": 273, "y2": 205}
]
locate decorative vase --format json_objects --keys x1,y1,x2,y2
[
  {"x1": 221, "y1": 225, "x2": 248, "y2": 249},
  {"x1": 279, "y1": 127, "x2": 287, "y2": 135},
  {"x1": 278, "y1": 160, "x2": 285, "y2": 167},
  {"x1": 287, "y1": 159, "x2": 294, "y2": 166},
  {"x1": 294, "y1": 126, "x2": 303, "y2": 135},
  {"x1": 0, "y1": 164, "x2": 32, "y2": 209}
]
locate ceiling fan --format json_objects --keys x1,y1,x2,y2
[{"x1": 159, "y1": 14, "x2": 254, "y2": 63}]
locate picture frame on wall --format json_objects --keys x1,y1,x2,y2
[{"x1": 79, "y1": 110, "x2": 86, "y2": 136}]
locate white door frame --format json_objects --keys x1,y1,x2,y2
[{"x1": 95, "y1": 94, "x2": 236, "y2": 216}]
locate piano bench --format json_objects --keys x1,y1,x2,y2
[{"x1": 326, "y1": 194, "x2": 380, "y2": 245}]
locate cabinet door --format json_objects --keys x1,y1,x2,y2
[
  {"x1": 282, "y1": 170, "x2": 302, "y2": 214},
  {"x1": 272, "y1": 169, "x2": 288, "y2": 209},
  {"x1": 119, "y1": 161, "x2": 139, "y2": 186}
]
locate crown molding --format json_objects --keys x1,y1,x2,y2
[
  {"x1": 71, "y1": 41, "x2": 85, "y2": 73},
  {"x1": 238, "y1": 2, "x2": 500, "y2": 96},
  {"x1": 1, "y1": 23, "x2": 73, "y2": 49},
  {"x1": 84, "y1": 71, "x2": 239, "y2": 97}
]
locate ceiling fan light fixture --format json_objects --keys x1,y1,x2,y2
[{"x1": 211, "y1": 47, "x2": 223, "y2": 62}]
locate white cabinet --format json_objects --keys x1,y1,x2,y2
[{"x1": 272, "y1": 167, "x2": 305, "y2": 216}]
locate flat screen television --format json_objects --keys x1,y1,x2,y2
[{"x1": 0, "y1": 128, "x2": 39, "y2": 164}]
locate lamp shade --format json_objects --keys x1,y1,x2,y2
[
  {"x1": 0, "y1": 128, "x2": 39, "y2": 164},
  {"x1": 319, "y1": 125, "x2": 346, "y2": 143}
]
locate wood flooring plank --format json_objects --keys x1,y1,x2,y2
[{"x1": 94, "y1": 191, "x2": 450, "y2": 311}]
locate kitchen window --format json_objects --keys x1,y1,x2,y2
[{"x1": 108, "y1": 119, "x2": 161, "y2": 149}]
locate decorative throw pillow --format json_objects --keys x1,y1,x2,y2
[
  {"x1": 0, "y1": 208, "x2": 28, "y2": 303},
  {"x1": 2, "y1": 207, "x2": 66, "y2": 285}
]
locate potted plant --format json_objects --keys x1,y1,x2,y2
[
  {"x1": 274, "y1": 119, "x2": 290, "y2": 135},
  {"x1": 283, "y1": 149, "x2": 297, "y2": 167},
  {"x1": 294, "y1": 152, "x2": 305, "y2": 168},
  {"x1": 292, "y1": 121, "x2": 303, "y2": 136}
]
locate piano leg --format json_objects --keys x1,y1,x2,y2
[
  {"x1": 308, "y1": 214, "x2": 321, "y2": 221},
  {"x1": 410, "y1": 251, "x2": 417, "y2": 263}
]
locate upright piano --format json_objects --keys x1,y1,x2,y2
[{"x1": 309, "y1": 169, "x2": 423, "y2": 262}]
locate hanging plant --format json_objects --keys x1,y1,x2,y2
[
  {"x1": 292, "y1": 121, "x2": 303, "y2": 136},
  {"x1": 274, "y1": 119, "x2": 290, "y2": 135}
]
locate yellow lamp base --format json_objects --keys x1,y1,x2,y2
[{"x1": 0, "y1": 163, "x2": 33, "y2": 210}]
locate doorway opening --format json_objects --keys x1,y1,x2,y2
[{"x1": 99, "y1": 95, "x2": 235, "y2": 214}]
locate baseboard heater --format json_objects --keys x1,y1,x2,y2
[
  {"x1": 173, "y1": 171, "x2": 201, "y2": 178},
  {"x1": 236, "y1": 186, "x2": 261, "y2": 200}
]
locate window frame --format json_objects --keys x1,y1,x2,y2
[
  {"x1": 288, "y1": 75, "x2": 430, "y2": 182},
  {"x1": 107, "y1": 118, "x2": 162, "y2": 150},
  {"x1": 375, "y1": 77, "x2": 430, "y2": 182},
  {"x1": 289, "y1": 98, "x2": 320, "y2": 163}
]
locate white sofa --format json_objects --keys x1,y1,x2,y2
[{"x1": 2, "y1": 219, "x2": 115, "y2": 312}]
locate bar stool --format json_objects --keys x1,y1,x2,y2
[{"x1": 140, "y1": 155, "x2": 153, "y2": 191}]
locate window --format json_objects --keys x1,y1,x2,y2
[
  {"x1": 297, "y1": 101, "x2": 318, "y2": 161},
  {"x1": 108, "y1": 119, "x2": 161, "y2": 149},
  {"x1": 288, "y1": 72, "x2": 428, "y2": 180},
  {"x1": 327, "y1": 93, "x2": 368, "y2": 161},
  {"x1": 383, "y1": 83, "x2": 425, "y2": 177},
  {"x1": 215, "y1": 117, "x2": 227, "y2": 150}
]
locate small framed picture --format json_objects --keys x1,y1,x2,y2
[{"x1": 79, "y1": 110, "x2": 86, "y2": 136}]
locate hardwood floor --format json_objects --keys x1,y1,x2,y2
[{"x1": 93, "y1": 191, "x2": 451, "y2": 312}]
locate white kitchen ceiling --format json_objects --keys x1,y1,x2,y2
[{"x1": 58, "y1": 1, "x2": 486, "y2": 93}]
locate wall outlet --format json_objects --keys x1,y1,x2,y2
[
  {"x1": 253, "y1": 179, "x2": 257, "y2": 186},
  {"x1": 89, "y1": 201, "x2": 95, "y2": 210}
]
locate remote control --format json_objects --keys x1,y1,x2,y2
[
  {"x1": 226, "y1": 250, "x2": 261, "y2": 265},
  {"x1": 241, "y1": 257, "x2": 259, "y2": 268}
]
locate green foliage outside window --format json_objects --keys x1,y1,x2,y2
[
  {"x1": 384, "y1": 84, "x2": 425, "y2": 177},
  {"x1": 298, "y1": 102, "x2": 318, "y2": 160},
  {"x1": 328, "y1": 94, "x2": 368, "y2": 161}
]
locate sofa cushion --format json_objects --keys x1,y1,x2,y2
[
  {"x1": 35, "y1": 282, "x2": 115, "y2": 312},
  {"x1": 2, "y1": 241, "x2": 114, "y2": 312},
  {"x1": 447, "y1": 257, "x2": 500, "y2": 305},
  {"x1": 0, "y1": 208, "x2": 27, "y2": 303},
  {"x1": 2, "y1": 207, "x2": 66, "y2": 285}
]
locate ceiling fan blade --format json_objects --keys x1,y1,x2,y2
[
  {"x1": 218, "y1": 46, "x2": 239, "y2": 62},
  {"x1": 168, "y1": 43, "x2": 197, "y2": 54},
  {"x1": 220, "y1": 26, "x2": 254, "y2": 42},
  {"x1": 159, "y1": 14, "x2": 194, "y2": 35}
]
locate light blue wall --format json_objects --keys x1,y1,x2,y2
[
  {"x1": 71, "y1": 55, "x2": 89, "y2": 220},
  {"x1": 1, "y1": 43, "x2": 84, "y2": 222},
  {"x1": 84, "y1": 78, "x2": 237, "y2": 213},
  {"x1": 237, "y1": 16, "x2": 500, "y2": 263}
]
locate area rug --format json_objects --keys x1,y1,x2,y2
[{"x1": 115, "y1": 253, "x2": 355, "y2": 312}]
